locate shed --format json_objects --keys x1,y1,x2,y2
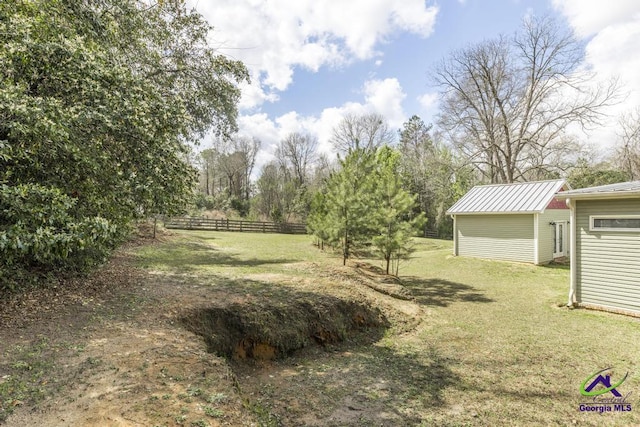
[
  {"x1": 560, "y1": 181, "x2": 640, "y2": 315},
  {"x1": 447, "y1": 179, "x2": 570, "y2": 264}
]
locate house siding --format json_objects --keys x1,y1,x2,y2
[
  {"x1": 456, "y1": 214, "x2": 534, "y2": 263},
  {"x1": 537, "y1": 209, "x2": 570, "y2": 263},
  {"x1": 575, "y1": 199, "x2": 640, "y2": 313}
]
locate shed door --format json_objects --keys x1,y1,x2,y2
[{"x1": 553, "y1": 221, "x2": 568, "y2": 258}]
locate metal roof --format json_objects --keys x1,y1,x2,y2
[
  {"x1": 447, "y1": 179, "x2": 568, "y2": 215},
  {"x1": 561, "y1": 181, "x2": 640, "y2": 197}
]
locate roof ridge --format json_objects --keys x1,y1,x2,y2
[{"x1": 472, "y1": 178, "x2": 565, "y2": 188}]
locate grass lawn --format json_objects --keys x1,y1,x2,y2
[{"x1": 133, "y1": 230, "x2": 640, "y2": 426}]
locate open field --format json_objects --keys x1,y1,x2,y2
[{"x1": 2, "y1": 230, "x2": 640, "y2": 426}]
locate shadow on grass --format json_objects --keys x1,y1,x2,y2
[
  {"x1": 233, "y1": 342, "x2": 461, "y2": 426},
  {"x1": 541, "y1": 263, "x2": 570, "y2": 271},
  {"x1": 402, "y1": 277, "x2": 495, "y2": 307},
  {"x1": 326, "y1": 345, "x2": 460, "y2": 423},
  {"x1": 138, "y1": 240, "x2": 299, "y2": 270}
]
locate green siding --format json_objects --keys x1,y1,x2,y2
[
  {"x1": 575, "y1": 199, "x2": 640, "y2": 313},
  {"x1": 456, "y1": 214, "x2": 534, "y2": 263},
  {"x1": 537, "y1": 209, "x2": 570, "y2": 263}
]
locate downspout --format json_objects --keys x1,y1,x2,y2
[{"x1": 566, "y1": 198, "x2": 577, "y2": 307}]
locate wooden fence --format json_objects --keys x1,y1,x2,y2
[
  {"x1": 423, "y1": 229, "x2": 453, "y2": 240},
  {"x1": 165, "y1": 217, "x2": 307, "y2": 235}
]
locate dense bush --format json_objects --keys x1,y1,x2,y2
[
  {"x1": 194, "y1": 193, "x2": 232, "y2": 212},
  {"x1": 0, "y1": 184, "x2": 118, "y2": 290}
]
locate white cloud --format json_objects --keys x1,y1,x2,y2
[
  {"x1": 417, "y1": 92, "x2": 438, "y2": 119},
  {"x1": 584, "y1": 19, "x2": 640, "y2": 101},
  {"x1": 238, "y1": 81, "x2": 279, "y2": 110},
  {"x1": 188, "y1": 0, "x2": 438, "y2": 104},
  {"x1": 552, "y1": 0, "x2": 639, "y2": 37},
  {"x1": 363, "y1": 78, "x2": 406, "y2": 128},
  {"x1": 554, "y1": 1, "x2": 640, "y2": 150},
  {"x1": 235, "y1": 77, "x2": 409, "y2": 169}
]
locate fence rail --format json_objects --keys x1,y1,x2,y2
[
  {"x1": 423, "y1": 229, "x2": 453, "y2": 240},
  {"x1": 165, "y1": 217, "x2": 307, "y2": 234}
]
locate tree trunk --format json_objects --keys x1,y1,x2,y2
[
  {"x1": 343, "y1": 230, "x2": 348, "y2": 266},
  {"x1": 153, "y1": 216, "x2": 157, "y2": 239}
]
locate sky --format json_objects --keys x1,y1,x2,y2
[{"x1": 186, "y1": 0, "x2": 640, "y2": 172}]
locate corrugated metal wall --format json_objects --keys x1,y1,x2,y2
[
  {"x1": 456, "y1": 214, "x2": 534, "y2": 263},
  {"x1": 576, "y1": 199, "x2": 640, "y2": 313}
]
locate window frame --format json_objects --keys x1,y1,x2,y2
[{"x1": 589, "y1": 215, "x2": 640, "y2": 232}]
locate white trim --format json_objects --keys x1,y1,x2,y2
[
  {"x1": 533, "y1": 213, "x2": 539, "y2": 264},
  {"x1": 447, "y1": 210, "x2": 545, "y2": 216},
  {"x1": 452, "y1": 215, "x2": 458, "y2": 256},
  {"x1": 553, "y1": 221, "x2": 568, "y2": 259},
  {"x1": 567, "y1": 199, "x2": 577, "y2": 307},
  {"x1": 589, "y1": 214, "x2": 640, "y2": 232},
  {"x1": 562, "y1": 192, "x2": 640, "y2": 201}
]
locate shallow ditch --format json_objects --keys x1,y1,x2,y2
[{"x1": 181, "y1": 294, "x2": 389, "y2": 360}]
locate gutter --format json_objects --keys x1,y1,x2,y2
[
  {"x1": 560, "y1": 191, "x2": 640, "y2": 201},
  {"x1": 445, "y1": 211, "x2": 543, "y2": 216}
]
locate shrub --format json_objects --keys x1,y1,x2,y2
[{"x1": 0, "y1": 184, "x2": 118, "y2": 291}]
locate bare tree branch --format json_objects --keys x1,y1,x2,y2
[
  {"x1": 433, "y1": 15, "x2": 619, "y2": 183},
  {"x1": 330, "y1": 112, "x2": 395, "y2": 154}
]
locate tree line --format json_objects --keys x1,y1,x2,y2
[
  {"x1": 191, "y1": 15, "x2": 639, "y2": 273},
  {"x1": 3, "y1": 6, "x2": 640, "y2": 288}
]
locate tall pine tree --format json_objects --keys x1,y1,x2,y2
[
  {"x1": 311, "y1": 146, "x2": 425, "y2": 274},
  {"x1": 372, "y1": 147, "x2": 426, "y2": 274},
  {"x1": 324, "y1": 149, "x2": 378, "y2": 265}
]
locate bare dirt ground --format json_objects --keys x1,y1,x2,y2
[
  {"x1": 0, "y1": 234, "x2": 430, "y2": 426},
  {"x1": 0, "y1": 237, "x2": 256, "y2": 426}
]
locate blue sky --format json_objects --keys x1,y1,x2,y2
[
  {"x1": 269, "y1": 0, "x2": 559, "y2": 120},
  {"x1": 187, "y1": 0, "x2": 640, "y2": 169}
]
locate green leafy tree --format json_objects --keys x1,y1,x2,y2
[
  {"x1": 0, "y1": 184, "x2": 115, "y2": 289},
  {"x1": 0, "y1": 0, "x2": 247, "y2": 288},
  {"x1": 567, "y1": 160, "x2": 629, "y2": 189}
]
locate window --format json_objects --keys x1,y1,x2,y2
[{"x1": 589, "y1": 215, "x2": 640, "y2": 232}]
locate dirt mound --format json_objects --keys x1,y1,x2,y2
[{"x1": 181, "y1": 294, "x2": 389, "y2": 360}]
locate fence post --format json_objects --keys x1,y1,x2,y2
[{"x1": 240, "y1": 221, "x2": 243, "y2": 232}]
